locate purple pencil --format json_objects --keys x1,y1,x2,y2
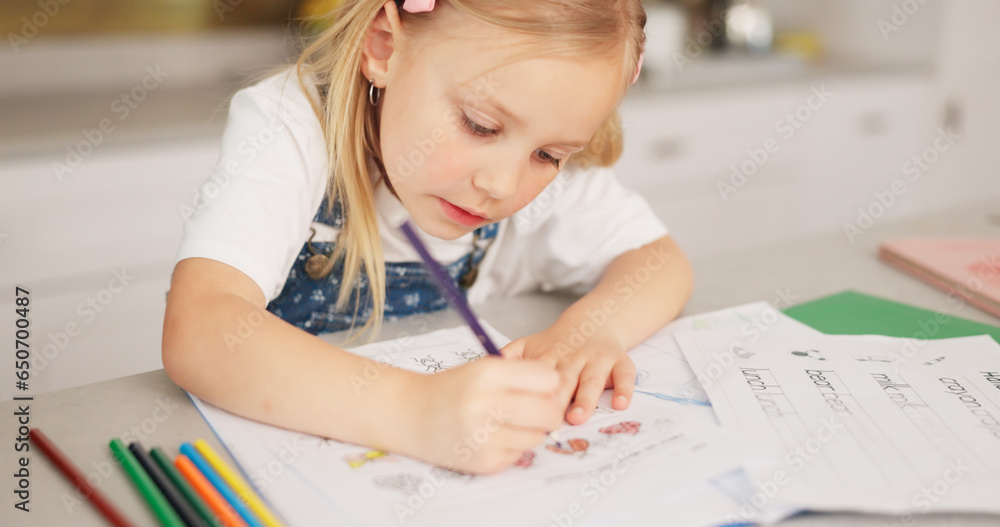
[
  {"x1": 397, "y1": 219, "x2": 566, "y2": 446},
  {"x1": 397, "y1": 220, "x2": 501, "y2": 356}
]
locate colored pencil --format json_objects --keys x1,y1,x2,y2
[
  {"x1": 152, "y1": 447, "x2": 225, "y2": 527},
  {"x1": 396, "y1": 219, "x2": 571, "y2": 445},
  {"x1": 179, "y1": 443, "x2": 263, "y2": 527},
  {"x1": 28, "y1": 429, "x2": 135, "y2": 527},
  {"x1": 109, "y1": 438, "x2": 185, "y2": 527},
  {"x1": 175, "y1": 454, "x2": 248, "y2": 527},
  {"x1": 398, "y1": 220, "x2": 501, "y2": 355},
  {"x1": 129, "y1": 442, "x2": 206, "y2": 527},
  {"x1": 193, "y1": 439, "x2": 285, "y2": 527}
]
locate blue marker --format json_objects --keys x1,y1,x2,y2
[{"x1": 179, "y1": 442, "x2": 264, "y2": 527}]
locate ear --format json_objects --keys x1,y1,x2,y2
[{"x1": 361, "y1": 1, "x2": 404, "y2": 87}]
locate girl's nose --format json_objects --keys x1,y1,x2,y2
[{"x1": 472, "y1": 159, "x2": 522, "y2": 200}]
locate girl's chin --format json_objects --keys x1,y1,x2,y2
[{"x1": 408, "y1": 213, "x2": 471, "y2": 241}]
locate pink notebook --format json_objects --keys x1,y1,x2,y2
[{"x1": 878, "y1": 238, "x2": 1000, "y2": 320}]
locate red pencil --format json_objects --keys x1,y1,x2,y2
[{"x1": 28, "y1": 428, "x2": 135, "y2": 527}]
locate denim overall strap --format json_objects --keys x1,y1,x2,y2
[{"x1": 266, "y1": 194, "x2": 498, "y2": 335}]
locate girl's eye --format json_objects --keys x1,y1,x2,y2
[
  {"x1": 460, "y1": 110, "x2": 561, "y2": 168},
  {"x1": 536, "y1": 150, "x2": 562, "y2": 169},
  {"x1": 460, "y1": 112, "x2": 498, "y2": 138}
]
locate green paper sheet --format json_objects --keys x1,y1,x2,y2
[{"x1": 782, "y1": 290, "x2": 1000, "y2": 345}]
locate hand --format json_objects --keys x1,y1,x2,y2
[
  {"x1": 406, "y1": 357, "x2": 563, "y2": 475},
  {"x1": 501, "y1": 330, "x2": 635, "y2": 426}
]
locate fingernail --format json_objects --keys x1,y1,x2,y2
[
  {"x1": 570, "y1": 407, "x2": 583, "y2": 415},
  {"x1": 615, "y1": 395, "x2": 627, "y2": 405}
]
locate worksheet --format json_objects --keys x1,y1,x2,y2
[
  {"x1": 190, "y1": 322, "x2": 758, "y2": 527},
  {"x1": 630, "y1": 300, "x2": 823, "y2": 418},
  {"x1": 677, "y1": 314, "x2": 1000, "y2": 514}
]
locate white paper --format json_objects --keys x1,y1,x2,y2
[
  {"x1": 677, "y1": 309, "x2": 1000, "y2": 516},
  {"x1": 189, "y1": 322, "x2": 756, "y2": 527}
]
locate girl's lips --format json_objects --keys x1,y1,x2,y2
[{"x1": 438, "y1": 198, "x2": 487, "y2": 227}]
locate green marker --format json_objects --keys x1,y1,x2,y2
[
  {"x1": 109, "y1": 438, "x2": 185, "y2": 527},
  {"x1": 151, "y1": 446, "x2": 224, "y2": 527}
]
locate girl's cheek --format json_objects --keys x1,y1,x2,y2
[
  {"x1": 507, "y1": 173, "x2": 559, "y2": 214},
  {"x1": 421, "y1": 136, "x2": 469, "y2": 187}
]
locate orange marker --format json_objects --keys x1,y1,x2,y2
[{"x1": 175, "y1": 454, "x2": 248, "y2": 527}]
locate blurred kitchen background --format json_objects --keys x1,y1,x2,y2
[{"x1": 1, "y1": 0, "x2": 998, "y2": 398}]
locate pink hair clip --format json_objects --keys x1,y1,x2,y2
[
  {"x1": 631, "y1": 52, "x2": 644, "y2": 84},
  {"x1": 399, "y1": 0, "x2": 434, "y2": 13}
]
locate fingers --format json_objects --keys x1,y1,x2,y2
[
  {"x1": 610, "y1": 355, "x2": 636, "y2": 410},
  {"x1": 564, "y1": 359, "x2": 615, "y2": 425},
  {"x1": 481, "y1": 357, "x2": 560, "y2": 394},
  {"x1": 490, "y1": 426, "x2": 551, "y2": 452},
  {"x1": 503, "y1": 337, "x2": 561, "y2": 368},
  {"x1": 499, "y1": 338, "x2": 524, "y2": 359},
  {"x1": 554, "y1": 360, "x2": 584, "y2": 410},
  {"x1": 492, "y1": 392, "x2": 564, "y2": 433}
]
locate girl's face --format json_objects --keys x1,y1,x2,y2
[{"x1": 373, "y1": 10, "x2": 625, "y2": 240}]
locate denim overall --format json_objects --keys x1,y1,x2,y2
[{"x1": 266, "y1": 195, "x2": 499, "y2": 335}]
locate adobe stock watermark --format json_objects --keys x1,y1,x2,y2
[
  {"x1": 6, "y1": 0, "x2": 71, "y2": 52},
  {"x1": 725, "y1": 415, "x2": 843, "y2": 523},
  {"x1": 547, "y1": 446, "x2": 635, "y2": 527},
  {"x1": 511, "y1": 114, "x2": 625, "y2": 229},
  {"x1": 249, "y1": 436, "x2": 309, "y2": 491},
  {"x1": 393, "y1": 406, "x2": 510, "y2": 523},
  {"x1": 878, "y1": 0, "x2": 932, "y2": 41},
  {"x1": 690, "y1": 288, "x2": 800, "y2": 393},
  {"x1": 717, "y1": 85, "x2": 834, "y2": 201},
  {"x1": 512, "y1": 170, "x2": 573, "y2": 229},
  {"x1": 60, "y1": 397, "x2": 180, "y2": 515},
  {"x1": 877, "y1": 253, "x2": 998, "y2": 369},
  {"x1": 394, "y1": 74, "x2": 500, "y2": 181},
  {"x1": 52, "y1": 65, "x2": 170, "y2": 182},
  {"x1": 884, "y1": 458, "x2": 971, "y2": 526},
  {"x1": 221, "y1": 304, "x2": 268, "y2": 353},
  {"x1": 842, "y1": 127, "x2": 960, "y2": 243},
  {"x1": 212, "y1": 0, "x2": 245, "y2": 21},
  {"x1": 551, "y1": 243, "x2": 675, "y2": 360},
  {"x1": 348, "y1": 312, "x2": 435, "y2": 395},
  {"x1": 672, "y1": 11, "x2": 728, "y2": 73},
  {"x1": 29, "y1": 268, "x2": 135, "y2": 377},
  {"x1": 179, "y1": 104, "x2": 294, "y2": 221}
]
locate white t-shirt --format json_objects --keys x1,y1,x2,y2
[{"x1": 175, "y1": 68, "x2": 669, "y2": 306}]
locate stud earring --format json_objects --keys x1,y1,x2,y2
[{"x1": 368, "y1": 78, "x2": 381, "y2": 106}]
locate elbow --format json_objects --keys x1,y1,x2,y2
[
  {"x1": 653, "y1": 234, "x2": 693, "y2": 309},
  {"x1": 161, "y1": 289, "x2": 200, "y2": 391}
]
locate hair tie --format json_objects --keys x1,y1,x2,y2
[{"x1": 395, "y1": 0, "x2": 435, "y2": 13}]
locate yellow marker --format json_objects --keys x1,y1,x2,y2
[
  {"x1": 194, "y1": 439, "x2": 286, "y2": 527},
  {"x1": 346, "y1": 450, "x2": 389, "y2": 468}
]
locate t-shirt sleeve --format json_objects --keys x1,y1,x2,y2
[
  {"x1": 174, "y1": 74, "x2": 329, "y2": 302},
  {"x1": 512, "y1": 164, "x2": 669, "y2": 294}
]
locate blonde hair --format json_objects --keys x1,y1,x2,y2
[{"x1": 292, "y1": 0, "x2": 646, "y2": 341}]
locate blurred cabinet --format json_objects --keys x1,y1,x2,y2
[
  {"x1": 0, "y1": 136, "x2": 221, "y2": 398},
  {"x1": 616, "y1": 72, "x2": 942, "y2": 259},
  {"x1": 0, "y1": 28, "x2": 289, "y2": 399}
]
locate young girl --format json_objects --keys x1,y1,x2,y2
[{"x1": 163, "y1": 0, "x2": 693, "y2": 475}]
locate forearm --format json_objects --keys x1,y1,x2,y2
[
  {"x1": 551, "y1": 235, "x2": 693, "y2": 351},
  {"x1": 162, "y1": 291, "x2": 421, "y2": 453}
]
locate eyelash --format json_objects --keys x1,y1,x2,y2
[{"x1": 459, "y1": 112, "x2": 562, "y2": 169}]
